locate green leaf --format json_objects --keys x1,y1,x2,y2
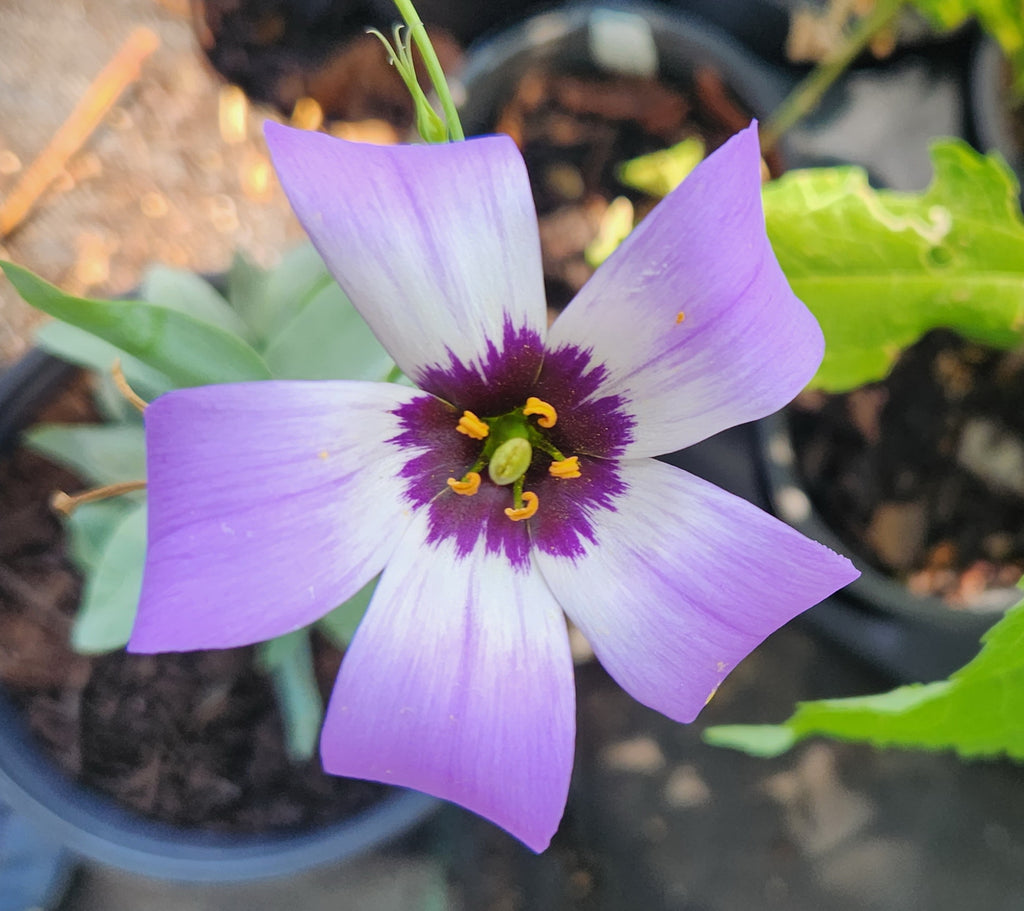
[
  {"x1": 260, "y1": 242, "x2": 333, "y2": 340},
  {"x1": 704, "y1": 582, "x2": 1024, "y2": 760},
  {"x1": 912, "y1": 0, "x2": 1024, "y2": 89},
  {"x1": 64, "y1": 498, "x2": 135, "y2": 573},
  {"x1": 71, "y1": 502, "x2": 147, "y2": 654},
  {"x1": 617, "y1": 136, "x2": 705, "y2": 198},
  {"x1": 24, "y1": 423, "x2": 146, "y2": 486},
  {"x1": 764, "y1": 141, "x2": 1024, "y2": 391},
  {"x1": 35, "y1": 320, "x2": 176, "y2": 399},
  {"x1": 139, "y1": 265, "x2": 252, "y2": 341},
  {"x1": 2, "y1": 262, "x2": 271, "y2": 386},
  {"x1": 225, "y1": 251, "x2": 268, "y2": 337},
  {"x1": 263, "y1": 282, "x2": 395, "y2": 381},
  {"x1": 316, "y1": 577, "x2": 377, "y2": 648},
  {"x1": 257, "y1": 630, "x2": 324, "y2": 761}
]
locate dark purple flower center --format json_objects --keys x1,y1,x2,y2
[{"x1": 389, "y1": 320, "x2": 635, "y2": 569}]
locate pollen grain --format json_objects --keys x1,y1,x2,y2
[
  {"x1": 524, "y1": 396, "x2": 557, "y2": 428},
  {"x1": 505, "y1": 490, "x2": 539, "y2": 521},
  {"x1": 676, "y1": 311, "x2": 686, "y2": 324},
  {"x1": 455, "y1": 411, "x2": 489, "y2": 439},
  {"x1": 447, "y1": 471, "x2": 481, "y2": 496},
  {"x1": 549, "y1": 456, "x2": 581, "y2": 479}
]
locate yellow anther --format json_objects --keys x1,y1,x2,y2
[
  {"x1": 524, "y1": 396, "x2": 557, "y2": 428},
  {"x1": 456, "y1": 411, "x2": 489, "y2": 439},
  {"x1": 676, "y1": 311, "x2": 686, "y2": 324},
  {"x1": 504, "y1": 491, "x2": 538, "y2": 522},
  {"x1": 549, "y1": 456, "x2": 581, "y2": 479},
  {"x1": 447, "y1": 472, "x2": 481, "y2": 496}
]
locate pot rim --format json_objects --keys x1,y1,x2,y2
[
  {"x1": 0, "y1": 348, "x2": 438, "y2": 882},
  {"x1": 969, "y1": 35, "x2": 1023, "y2": 173},
  {"x1": 455, "y1": 0, "x2": 794, "y2": 154}
]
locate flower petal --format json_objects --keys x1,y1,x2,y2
[
  {"x1": 130, "y1": 381, "x2": 432, "y2": 652},
  {"x1": 264, "y1": 123, "x2": 548, "y2": 396},
  {"x1": 321, "y1": 508, "x2": 575, "y2": 852},
  {"x1": 534, "y1": 458, "x2": 859, "y2": 723},
  {"x1": 546, "y1": 123, "x2": 822, "y2": 457}
]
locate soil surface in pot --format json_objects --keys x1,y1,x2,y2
[
  {"x1": 789, "y1": 330, "x2": 1024, "y2": 611},
  {"x1": 493, "y1": 62, "x2": 776, "y2": 310},
  {"x1": 0, "y1": 374, "x2": 384, "y2": 832}
]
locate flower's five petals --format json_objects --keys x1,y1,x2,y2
[
  {"x1": 548, "y1": 123, "x2": 823, "y2": 458},
  {"x1": 535, "y1": 458, "x2": 859, "y2": 722},
  {"x1": 264, "y1": 123, "x2": 547, "y2": 394},
  {"x1": 130, "y1": 381, "x2": 432, "y2": 652},
  {"x1": 320, "y1": 508, "x2": 575, "y2": 853}
]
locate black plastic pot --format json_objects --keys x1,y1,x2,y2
[
  {"x1": 756, "y1": 410, "x2": 1001, "y2": 684},
  {"x1": 0, "y1": 350, "x2": 438, "y2": 882},
  {"x1": 970, "y1": 36, "x2": 1024, "y2": 187},
  {"x1": 455, "y1": 1, "x2": 795, "y2": 155}
]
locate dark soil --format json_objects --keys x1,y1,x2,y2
[
  {"x1": 789, "y1": 330, "x2": 1024, "y2": 611},
  {"x1": 0, "y1": 372, "x2": 385, "y2": 833},
  {"x1": 494, "y1": 63, "x2": 772, "y2": 310}
]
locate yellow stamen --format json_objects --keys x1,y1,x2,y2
[
  {"x1": 51, "y1": 480, "x2": 147, "y2": 516},
  {"x1": 504, "y1": 490, "x2": 538, "y2": 521},
  {"x1": 447, "y1": 471, "x2": 481, "y2": 496},
  {"x1": 111, "y1": 359, "x2": 148, "y2": 413},
  {"x1": 676, "y1": 311, "x2": 686, "y2": 324},
  {"x1": 549, "y1": 456, "x2": 581, "y2": 479},
  {"x1": 523, "y1": 396, "x2": 557, "y2": 428},
  {"x1": 455, "y1": 411, "x2": 489, "y2": 439}
]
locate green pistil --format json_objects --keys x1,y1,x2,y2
[
  {"x1": 489, "y1": 437, "x2": 532, "y2": 485},
  {"x1": 461, "y1": 405, "x2": 566, "y2": 489},
  {"x1": 510, "y1": 475, "x2": 526, "y2": 510}
]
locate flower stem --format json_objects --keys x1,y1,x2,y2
[
  {"x1": 761, "y1": 0, "x2": 906, "y2": 153},
  {"x1": 391, "y1": 0, "x2": 465, "y2": 141}
]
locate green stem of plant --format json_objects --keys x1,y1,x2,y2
[
  {"x1": 761, "y1": 0, "x2": 907, "y2": 153},
  {"x1": 392, "y1": 0, "x2": 465, "y2": 141}
]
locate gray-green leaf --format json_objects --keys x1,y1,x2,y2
[
  {"x1": 34, "y1": 320, "x2": 176, "y2": 399},
  {"x1": 24, "y1": 423, "x2": 146, "y2": 486},
  {"x1": 257, "y1": 629, "x2": 324, "y2": 761},
  {"x1": 140, "y1": 265, "x2": 252, "y2": 342},
  {"x1": 71, "y1": 502, "x2": 147, "y2": 654},
  {"x1": 263, "y1": 282, "x2": 395, "y2": 381},
  {"x1": 316, "y1": 577, "x2": 377, "y2": 648}
]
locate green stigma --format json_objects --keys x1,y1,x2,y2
[{"x1": 488, "y1": 437, "x2": 533, "y2": 486}]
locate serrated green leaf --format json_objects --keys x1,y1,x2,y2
[
  {"x1": 2, "y1": 262, "x2": 271, "y2": 387},
  {"x1": 64, "y1": 498, "x2": 135, "y2": 573},
  {"x1": 263, "y1": 282, "x2": 395, "y2": 381},
  {"x1": 71, "y1": 502, "x2": 147, "y2": 654},
  {"x1": 702, "y1": 724, "x2": 798, "y2": 758},
  {"x1": 25, "y1": 423, "x2": 146, "y2": 486},
  {"x1": 257, "y1": 629, "x2": 324, "y2": 761},
  {"x1": 704, "y1": 582, "x2": 1024, "y2": 761},
  {"x1": 912, "y1": 0, "x2": 1024, "y2": 89},
  {"x1": 617, "y1": 136, "x2": 705, "y2": 198},
  {"x1": 140, "y1": 265, "x2": 252, "y2": 341},
  {"x1": 35, "y1": 320, "x2": 176, "y2": 399},
  {"x1": 764, "y1": 141, "x2": 1024, "y2": 391},
  {"x1": 316, "y1": 577, "x2": 377, "y2": 648},
  {"x1": 260, "y1": 242, "x2": 333, "y2": 340}
]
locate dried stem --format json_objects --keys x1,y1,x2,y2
[{"x1": 0, "y1": 27, "x2": 160, "y2": 237}]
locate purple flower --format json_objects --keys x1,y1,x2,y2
[{"x1": 129, "y1": 122, "x2": 858, "y2": 851}]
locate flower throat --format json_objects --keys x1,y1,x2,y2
[{"x1": 446, "y1": 397, "x2": 581, "y2": 521}]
